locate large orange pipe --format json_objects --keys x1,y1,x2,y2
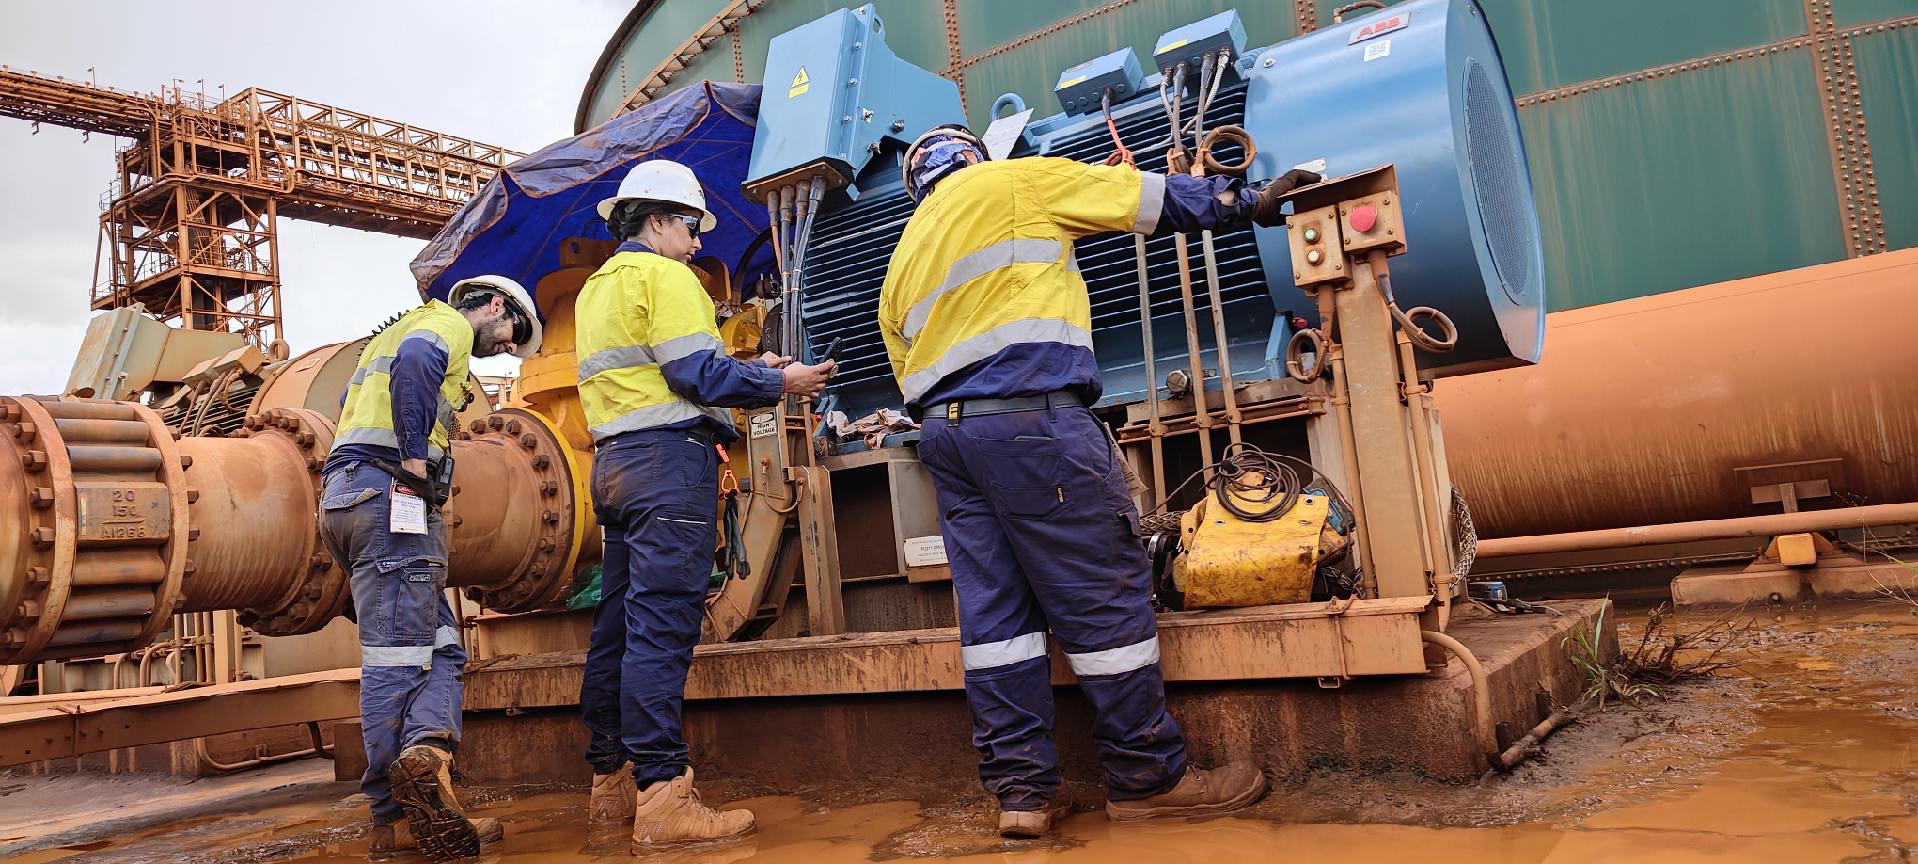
[
  {"x1": 178, "y1": 411, "x2": 331, "y2": 618},
  {"x1": 1437, "y1": 249, "x2": 1918, "y2": 539},
  {"x1": 0, "y1": 396, "x2": 581, "y2": 666}
]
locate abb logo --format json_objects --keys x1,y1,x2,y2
[{"x1": 1348, "y1": 12, "x2": 1410, "y2": 44}]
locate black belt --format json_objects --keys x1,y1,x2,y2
[
  {"x1": 601, "y1": 425, "x2": 716, "y2": 448},
  {"x1": 931, "y1": 391, "x2": 1083, "y2": 425}
]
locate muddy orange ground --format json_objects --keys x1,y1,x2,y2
[{"x1": 4, "y1": 603, "x2": 1915, "y2": 863}]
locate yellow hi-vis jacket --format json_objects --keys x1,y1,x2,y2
[
  {"x1": 575, "y1": 249, "x2": 738, "y2": 443},
  {"x1": 878, "y1": 157, "x2": 1163, "y2": 407},
  {"x1": 333, "y1": 300, "x2": 473, "y2": 462}
]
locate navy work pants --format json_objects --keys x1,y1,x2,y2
[
  {"x1": 317, "y1": 462, "x2": 465, "y2": 825},
  {"x1": 579, "y1": 429, "x2": 719, "y2": 785},
  {"x1": 916, "y1": 404, "x2": 1187, "y2": 810}
]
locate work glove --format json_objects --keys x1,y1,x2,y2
[{"x1": 1251, "y1": 169, "x2": 1324, "y2": 227}]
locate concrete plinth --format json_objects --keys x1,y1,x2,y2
[
  {"x1": 1673, "y1": 560, "x2": 1918, "y2": 608},
  {"x1": 456, "y1": 600, "x2": 1610, "y2": 793}
]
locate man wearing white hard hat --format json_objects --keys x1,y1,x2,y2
[
  {"x1": 316, "y1": 275, "x2": 541, "y2": 860},
  {"x1": 573, "y1": 159, "x2": 834, "y2": 848}
]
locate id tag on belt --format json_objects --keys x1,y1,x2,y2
[{"x1": 390, "y1": 481, "x2": 428, "y2": 535}]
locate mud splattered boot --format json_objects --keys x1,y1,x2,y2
[
  {"x1": 630, "y1": 767, "x2": 755, "y2": 851},
  {"x1": 389, "y1": 744, "x2": 506, "y2": 861},
  {"x1": 997, "y1": 801, "x2": 1067, "y2": 839},
  {"x1": 589, "y1": 768, "x2": 638, "y2": 824},
  {"x1": 368, "y1": 820, "x2": 417, "y2": 858},
  {"x1": 1103, "y1": 761, "x2": 1268, "y2": 822}
]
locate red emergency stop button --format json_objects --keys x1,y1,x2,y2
[{"x1": 1350, "y1": 204, "x2": 1378, "y2": 234}]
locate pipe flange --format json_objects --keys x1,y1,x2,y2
[
  {"x1": 0, "y1": 397, "x2": 188, "y2": 664},
  {"x1": 228, "y1": 408, "x2": 342, "y2": 636},
  {"x1": 460, "y1": 407, "x2": 584, "y2": 613}
]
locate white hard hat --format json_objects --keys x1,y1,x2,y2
[
  {"x1": 596, "y1": 160, "x2": 717, "y2": 232},
  {"x1": 449, "y1": 275, "x2": 544, "y2": 359}
]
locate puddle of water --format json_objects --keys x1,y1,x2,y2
[{"x1": 23, "y1": 606, "x2": 1918, "y2": 863}]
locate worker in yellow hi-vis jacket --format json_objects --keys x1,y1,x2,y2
[
  {"x1": 318, "y1": 275, "x2": 539, "y2": 860},
  {"x1": 573, "y1": 159, "x2": 834, "y2": 850},
  {"x1": 879, "y1": 123, "x2": 1318, "y2": 839}
]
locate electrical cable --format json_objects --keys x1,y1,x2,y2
[
  {"x1": 1101, "y1": 88, "x2": 1135, "y2": 167},
  {"x1": 1163, "y1": 62, "x2": 1188, "y2": 173},
  {"x1": 1184, "y1": 50, "x2": 1230, "y2": 146},
  {"x1": 1198, "y1": 125, "x2": 1256, "y2": 177},
  {"x1": 1146, "y1": 441, "x2": 1356, "y2": 526},
  {"x1": 1209, "y1": 441, "x2": 1302, "y2": 522},
  {"x1": 1187, "y1": 51, "x2": 1214, "y2": 156},
  {"x1": 1378, "y1": 270, "x2": 1458, "y2": 352}
]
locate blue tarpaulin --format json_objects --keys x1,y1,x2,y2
[{"x1": 410, "y1": 82, "x2": 772, "y2": 307}]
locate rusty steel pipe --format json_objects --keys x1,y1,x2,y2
[
  {"x1": 52, "y1": 418, "x2": 153, "y2": 446},
  {"x1": 251, "y1": 338, "x2": 493, "y2": 432},
  {"x1": 1172, "y1": 231, "x2": 1216, "y2": 467},
  {"x1": 1438, "y1": 250, "x2": 1918, "y2": 538},
  {"x1": 1420, "y1": 630, "x2": 1500, "y2": 769},
  {"x1": 38, "y1": 400, "x2": 141, "y2": 422},
  {"x1": 66, "y1": 446, "x2": 165, "y2": 474},
  {"x1": 70, "y1": 549, "x2": 172, "y2": 586},
  {"x1": 61, "y1": 588, "x2": 156, "y2": 620},
  {"x1": 1133, "y1": 235, "x2": 1169, "y2": 501},
  {"x1": 449, "y1": 407, "x2": 586, "y2": 613},
  {"x1": 177, "y1": 409, "x2": 335, "y2": 624},
  {"x1": 2, "y1": 393, "x2": 583, "y2": 665},
  {"x1": 1199, "y1": 230, "x2": 1243, "y2": 443},
  {"x1": 46, "y1": 618, "x2": 144, "y2": 648},
  {"x1": 1474, "y1": 501, "x2": 1918, "y2": 559},
  {"x1": 0, "y1": 396, "x2": 188, "y2": 664}
]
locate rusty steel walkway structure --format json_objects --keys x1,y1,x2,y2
[{"x1": 0, "y1": 68, "x2": 523, "y2": 347}]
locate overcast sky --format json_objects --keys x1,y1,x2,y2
[{"x1": 0, "y1": 1, "x2": 632, "y2": 393}]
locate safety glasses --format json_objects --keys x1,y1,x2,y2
[
  {"x1": 671, "y1": 213, "x2": 702, "y2": 239},
  {"x1": 502, "y1": 304, "x2": 532, "y2": 347}
]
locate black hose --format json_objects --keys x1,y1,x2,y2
[{"x1": 734, "y1": 227, "x2": 773, "y2": 302}]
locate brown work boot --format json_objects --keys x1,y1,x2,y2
[
  {"x1": 389, "y1": 744, "x2": 505, "y2": 861},
  {"x1": 589, "y1": 769, "x2": 638, "y2": 824},
  {"x1": 997, "y1": 801, "x2": 1067, "y2": 839},
  {"x1": 1104, "y1": 761, "x2": 1268, "y2": 822},
  {"x1": 376, "y1": 814, "x2": 500, "y2": 856},
  {"x1": 368, "y1": 820, "x2": 416, "y2": 858},
  {"x1": 630, "y1": 767, "x2": 755, "y2": 851}
]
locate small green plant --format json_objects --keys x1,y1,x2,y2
[
  {"x1": 1563, "y1": 602, "x2": 1751, "y2": 709},
  {"x1": 1563, "y1": 603, "x2": 1662, "y2": 708}
]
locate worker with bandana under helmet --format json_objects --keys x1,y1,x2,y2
[{"x1": 880, "y1": 123, "x2": 1318, "y2": 838}]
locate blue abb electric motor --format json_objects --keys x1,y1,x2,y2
[
  {"x1": 752, "y1": 0, "x2": 1542, "y2": 431},
  {"x1": 1238, "y1": 0, "x2": 1543, "y2": 375}
]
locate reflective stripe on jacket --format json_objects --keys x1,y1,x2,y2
[
  {"x1": 879, "y1": 158, "x2": 1163, "y2": 407},
  {"x1": 575, "y1": 247, "x2": 783, "y2": 444},
  {"x1": 333, "y1": 301, "x2": 472, "y2": 462}
]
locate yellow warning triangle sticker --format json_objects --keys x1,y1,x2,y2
[{"x1": 788, "y1": 67, "x2": 810, "y2": 98}]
